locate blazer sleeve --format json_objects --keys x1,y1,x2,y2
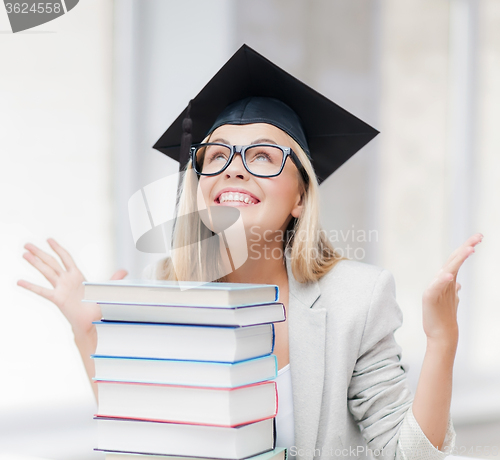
[{"x1": 347, "y1": 269, "x2": 456, "y2": 460}]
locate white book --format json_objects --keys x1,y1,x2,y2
[
  {"x1": 84, "y1": 279, "x2": 278, "y2": 307},
  {"x1": 94, "y1": 322, "x2": 274, "y2": 362},
  {"x1": 96, "y1": 380, "x2": 277, "y2": 427},
  {"x1": 97, "y1": 301, "x2": 285, "y2": 326},
  {"x1": 92, "y1": 354, "x2": 277, "y2": 387},
  {"x1": 102, "y1": 446, "x2": 287, "y2": 460},
  {"x1": 95, "y1": 417, "x2": 275, "y2": 460}
]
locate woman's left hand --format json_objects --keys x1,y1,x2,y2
[{"x1": 421, "y1": 232, "x2": 483, "y2": 345}]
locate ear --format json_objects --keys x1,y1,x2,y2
[{"x1": 291, "y1": 192, "x2": 304, "y2": 219}]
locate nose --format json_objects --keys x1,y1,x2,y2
[{"x1": 223, "y1": 152, "x2": 248, "y2": 179}]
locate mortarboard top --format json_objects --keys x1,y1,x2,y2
[{"x1": 152, "y1": 44, "x2": 378, "y2": 185}]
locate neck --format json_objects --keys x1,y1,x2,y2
[{"x1": 219, "y1": 239, "x2": 289, "y2": 286}]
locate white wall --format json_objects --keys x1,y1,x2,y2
[
  {"x1": 0, "y1": 1, "x2": 235, "y2": 457},
  {"x1": 0, "y1": 0, "x2": 114, "y2": 413},
  {"x1": 112, "y1": 0, "x2": 235, "y2": 278},
  {"x1": 379, "y1": 0, "x2": 500, "y2": 423}
]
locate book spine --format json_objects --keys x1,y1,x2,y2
[
  {"x1": 95, "y1": 379, "x2": 275, "y2": 391},
  {"x1": 271, "y1": 323, "x2": 275, "y2": 353},
  {"x1": 271, "y1": 354, "x2": 278, "y2": 379},
  {"x1": 274, "y1": 379, "x2": 278, "y2": 415},
  {"x1": 93, "y1": 413, "x2": 276, "y2": 428}
]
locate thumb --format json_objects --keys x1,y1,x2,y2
[{"x1": 110, "y1": 269, "x2": 128, "y2": 280}]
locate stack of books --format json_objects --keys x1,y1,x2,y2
[{"x1": 83, "y1": 279, "x2": 288, "y2": 460}]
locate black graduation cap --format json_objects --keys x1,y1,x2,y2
[{"x1": 152, "y1": 44, "x2": 378, "y2": 185}]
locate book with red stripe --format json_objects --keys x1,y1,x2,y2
[
  {"x1": 96, "y1": 380, "x2": 278, "y2": 427},
  {"x1": 95, "y1": 417, "x2": 276, "y2": 459}
]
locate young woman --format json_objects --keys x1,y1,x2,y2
[{"x1": 18, "y1": 46, "x2": 482, "y2": 459}]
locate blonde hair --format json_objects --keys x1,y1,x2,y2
[{"x1": 156, "y1": 128, "x2": 347, "y2": 284}]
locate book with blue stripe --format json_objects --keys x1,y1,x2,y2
[
  {"x1": 101, "y1": 446, "x2": 287, "y2": 460},
  {"x1": 92, "y1": 354, "x2": 278, "y2": 387},
  {"x1": 93, "y1": 321, "x2": 275, "y2": 362},
  {"x1": 83, "y1": 279, "x2": 279, "y2": 306},
  {"x1": 96, "y1": 301, "x2": 285, "y2": 326}
]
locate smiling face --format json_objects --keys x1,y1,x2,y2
[{"x1": 196, "y1": 123, "x2": 305, "y2": 241}]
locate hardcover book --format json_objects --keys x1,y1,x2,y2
[
  {"x1": 102, "y1": 446, "x2": 287, "y2": 460},
  {"x1": 97, "y1": 301, "x2": 285, "y2": 326},
  {"x1": 92, "y1": 354, "x2": 278, "y2": 387},
  {"x1": 96, "y1": 380, "x2": 278, "y2": 427},
  {"x1": 94, "y1": 321, "x2": 275, "y2": 362},
  {"x1": 95, "y1": 417, "x2": 276, "y2": 459},
  {"x1": 84, "y1": 279, "x2": 279, "y2": 306}
]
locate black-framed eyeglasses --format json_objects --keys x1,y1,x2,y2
[{"x1": 190, "y1": 143, "x2": 309, "y2": 183}]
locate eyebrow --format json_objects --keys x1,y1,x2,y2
[
  {"x1": 209, "y1": 137, "x2": 278, "y2": 145},
  {"x1": 252, "y1": 138, "x2": 278, "y2": 145},
  {"x1": 210, "y1": 138, "x2": 230, "y2": 144}
]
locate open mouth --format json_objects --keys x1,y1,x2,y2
[{"x1": 215, "y1": 192, "x2": 261, "y2": 206}]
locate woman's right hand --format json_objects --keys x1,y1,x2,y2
[{"x1": 17, "y1": 237, "x2": 127, "y2": 340}]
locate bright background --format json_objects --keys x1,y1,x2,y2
[{"x1": 1, "y1": 0, "x2": 499, "y2": 458}]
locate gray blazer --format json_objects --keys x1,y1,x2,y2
[
  {"x1": 142, "y1": 250, "x2": 455, "y2": 460},
  {"x1": 282, "y1": 248, "x2": 455, "y2": 460}
]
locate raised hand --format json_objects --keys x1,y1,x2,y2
[
  {"x1": 421, "y1": 232, "x2": 483, "y2": 344},
  {"x1": 17, "y1": 237, "x2": 127, "y2": 339}
]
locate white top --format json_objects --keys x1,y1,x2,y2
[{"x1": 273, "y1": 363, "x2": 295, "y2": 452}]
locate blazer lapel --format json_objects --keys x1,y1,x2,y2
[{"x1": 284, "y1": 249, "x2": 326, "y2": 459}]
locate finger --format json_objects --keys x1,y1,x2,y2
[
  {"x1": 443, "y1": 233, "x2": 483, "y2": 267},
  {"x1": 440, "y1": 232, "x2": 480, "y2": 275},
  {"x1": 22, "y1": 251, "x2": 58, "y2": 287},
  {"x1": 456, "y1": 282, "x2": 462, "y2": 292},
  {"x1": 24, "y1": 242, "x2": 63, "y2": 276},
  {"x1": 47, "y1": 238, "x2": 77, "y2": 272},
  {"x1": 17, "y1": 279, "x2": 54, "y2": 302},
  {"x1": 445, "y1": 245, "x2": 474, "y2": 277},
  {"x1": 110, "y1": 269, "x2": 128, "y2": 280}
]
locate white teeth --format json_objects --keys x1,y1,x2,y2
[{"x1": 218, "y1": 192, "x2": 257, "y2": 204}]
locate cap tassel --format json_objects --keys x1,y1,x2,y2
[{"x1": 179, "y1": 100, "x2": 193, "y2": 171}]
